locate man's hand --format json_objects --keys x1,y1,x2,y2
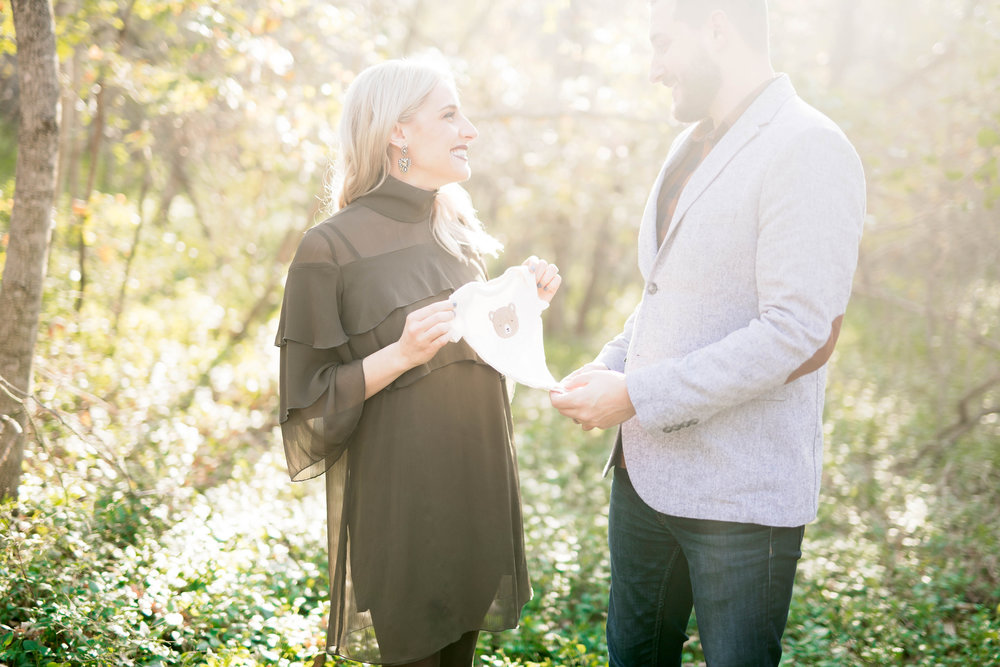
[
  {"x1": 559, "y1": 361, "x2": 608, "y2": 386},
  {"x1": 550, "y1": 368, "x2": 636, "y2": 431}
]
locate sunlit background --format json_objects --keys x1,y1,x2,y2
[{"x1": 1, "y1": 1, "x2": 998, "y2": 665}]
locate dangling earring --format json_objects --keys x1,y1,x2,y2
[{"x1": 398, "y1": 144, "x2": 411, "y2": 173}]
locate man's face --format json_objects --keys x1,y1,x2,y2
[{"x1": 648, "y1": 1, "x2": 722, "y2": 123}]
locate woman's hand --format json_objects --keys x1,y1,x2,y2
[
  {"x1": 524, "y1": 256, "x2": 562, "y2": 304},
  {"x1": 396, "y1": 299, "x2": 456, "y2": 368},
  {"x1": 363, "y1": 299, "x2": 456, "y2": 399}
]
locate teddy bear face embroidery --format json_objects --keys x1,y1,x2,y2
[{"x1": 489, "y1": 303, "x2": 519, "y2": 338}]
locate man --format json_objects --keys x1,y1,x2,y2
[{"x1": 550, "y1": 1, "x2": 865, "y2": 665}]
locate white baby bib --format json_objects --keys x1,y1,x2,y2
[{"x1": 448, "y1": 265, "x2": 560, "y2": 390}]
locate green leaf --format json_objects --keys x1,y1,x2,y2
[{"x1": 977, "y1": 127, "x2": 1000, "y2": 148}]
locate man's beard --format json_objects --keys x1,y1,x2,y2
[{"x1": 672, "y1": 47, "x2": 722, "y2": 123}]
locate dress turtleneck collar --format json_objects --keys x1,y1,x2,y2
[{"x1": 356, "y1": 175, "x2": 437, "y2": 223}]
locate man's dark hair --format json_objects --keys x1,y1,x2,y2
[{"x1": 653, "y1": 0, "x2": 770, "y2": 54}]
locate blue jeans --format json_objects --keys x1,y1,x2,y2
[{"x1": 607, "y1": 467, "x2": 804, "y2": 667}]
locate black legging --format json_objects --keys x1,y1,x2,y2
[{"x1": 390, "y1": 631, "x2": 480, "y2": 667}]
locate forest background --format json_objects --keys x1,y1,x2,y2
[{"x1": 1, "y1": 0, "x2": 999, "y2": 665}]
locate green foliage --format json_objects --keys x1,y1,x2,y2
[
  {"x1": 1, "y1": 462, "x2": 331, "y2": 667},
  {"x1": 3, "y1": 0, "x2": 1000, "y2": 665},
  {"x1": 3, "y1": 323, "x2": 999, "y2": 666}
]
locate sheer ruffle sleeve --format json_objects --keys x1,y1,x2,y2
[{"x1": 275, "y1": 251, "x2": 365, "y2": 481}]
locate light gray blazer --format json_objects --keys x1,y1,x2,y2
[{"x1": 596, "y1": 75, "x2": 866, "y2": 527}]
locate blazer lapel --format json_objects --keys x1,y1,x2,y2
[
  {"x1": 657, "y1": 76, "x2": 797, "y2": 251},
  {"x1": 638, "y1": 125, "x2": 698, "y2": 277}
]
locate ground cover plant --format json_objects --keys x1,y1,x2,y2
[{"x1": 1, "y1": 296, "x2": 998, "y2": 665}]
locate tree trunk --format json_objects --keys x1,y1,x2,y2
[
  {"x1": 0, "y1": 0, "x2": 60, "y2": 500},
  {"x1": 574, "y1": 209, "x2": 613, "y2": 336},
  {"x1": 74, "y1": 80, "x2": 108, "y2": 311}
]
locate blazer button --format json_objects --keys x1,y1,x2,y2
[{"x1": 647, "y1": 282, "x2": 658, "y2": 295}]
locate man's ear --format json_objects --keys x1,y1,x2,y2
[{"x1": 706, "y1": 9, "x2": 731, "y2": 51}]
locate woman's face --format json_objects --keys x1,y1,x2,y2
[{"x1": 393, "y1": 80, "x2": 478, "y2": 190}]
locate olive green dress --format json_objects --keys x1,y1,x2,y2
[{"x1": 275, "y1": 176, "x2": 530, "y2": 664}]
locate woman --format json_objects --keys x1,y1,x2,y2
[{"x1": 275, "y1": 58, "x2": 561, "y2": 667}]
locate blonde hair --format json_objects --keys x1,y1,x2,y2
[{"x1": 329, "y1": 58, "x2": 502, "y2": 261}]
